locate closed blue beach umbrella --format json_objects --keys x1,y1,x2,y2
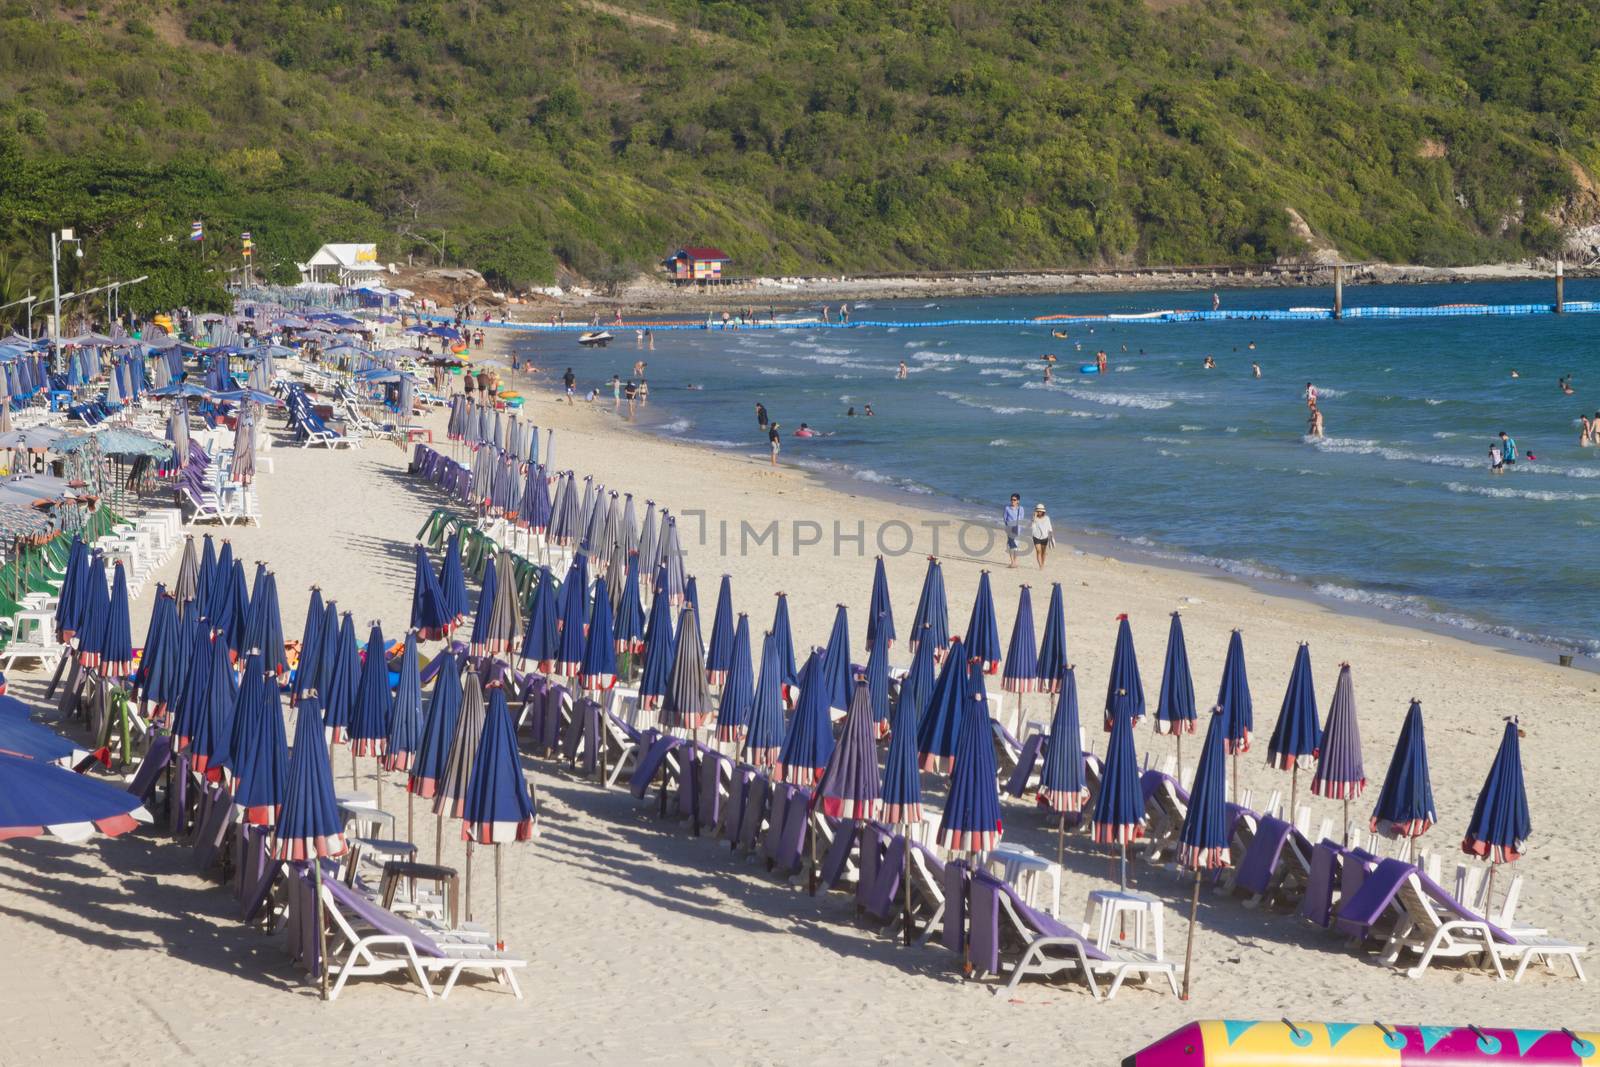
[
  {"x1": 964, "y1": 570, "x2": 1002, "y2": 674},
  {"x1": 818, "y1": 604, "x2": 852, "y2": 714},
  {"x1": 864, "y1": 630, "x2": 890, "y2": 738},
  {"x1": 138, "y1": 591, "x2": 181, "y2": 724},
  {"x1": 1370, "y1": 699, "x2": 1436, "y2": 854},
  {"x1": 322, "y1": 613, "x2": 360, "y2": 744},
  {"x1": 910, "y1": 557, "x2": 948, "y2": 657},
  {"x1": 520, "y1": 565, "x2": 559, "y2": 672},
  {"x1": 171, "y1": 618, "x2": 213, "y2": 752},
  {"x1": 815, "y1": 679, "x2": 881, "y2": 821},
  {"x1": 1461, "y1": 719, "x2": 1530, "y2": 912},
  {"x1": 469, "y1": 555, "x2": 500, "y2": 658},
  {"x1": 1001, "y1": 584, "x2": 1039, "y2": 695},
  {"x1": 638, "y1": 580, "x2": 677, "y2": 712},
  {"x1": 743, "y1": 630, "x2": 786, "y2": 769},
  {"x1": 411, "y1": 543, "x2": 451, "y2": 640},
  {"x1": 1093, "y1": 698, "x2": 1145, "y2": 889},
  {"x1": 897, "y1": 625, "x2": 936, "y2": 732},
  {"x1": 188, "y1": 635, "x2": 237, "y2": 779},
  {"x1": 553, "y1": 561, "x2": 589, "y2": 677},
  {"x1": 937, "y1": 687, "x2": 1003, "y2": 854},
  {"x1": 439, "y1": 532, "x2": 471, "y2": 627},
  {"x1": 1036, "y1": 582, "x2": 1067, "y2": 694},
  {"x1": 314, "y1": 601, "x2": 342, "y2": 706},
  {"x1": 770, "y1": 591, "x2": 798, "y2": 688},
  {"x1": 348, "y1": 624, "x2": 392, "y2": 793},
  {"x1": 408, "y1": 655, "x2": 462, "y2": 802},
  {"x1": 272, "y1": 695, "x2": 347, "y2": 861},
  {"x1": 917, "y1": 636, "x2": 970, "y2": 773},
  {"x1": 1311, "y1": 663, "x2": 1366, "y2": 843},
  {"x1": 53, "y1": 537, "x2": 87, "y2": 641},
  {"x1": 1104, "y1": 614, "x2": 1145, "y2": 728},
  {"x1": 775, "y1": 649, "x2": 835, "y2": 784},
  {"x1": 232, "y1": 664, "x2": 289, "y2": 827},
  {"x1": 250, "y1": 570, "x2": 288, "y2": 676},
  {"x1": 1177, "y1": 708, "x2": 1233, "y2": 999},
  {"x1": 705, "y1": 574, "x2": 736, "y2": 686},
  {"x1": 76, "y1": 554, "x2": 109, "y2": 669},
  {"x1": 578, "y1": 576, "x2": 618, "y2": 692},
  {"x1": 1154, "y1": 611, "x2": 1196, "y2": 737},
  {"x1": 98, "y1": 561, "x2": 135, "y2": 679},
  {"x1": 714, "y1": 615, "x2": 753, "y2": 743},
  {"x1": 385, "y1": 632, "x2": 424, "y2": 773},
  {"x1": 1266, "y1": 642, "x2": 1321, "y2": 817},
  {"x1": 614, "y1": 554, "x2": 646, "y2": 655},
  {"x1": 292, "y1": 588, "x2": 324, "y2": 706},
  {"x1": 866, "y1": 555, "x2": 895, "y2": 650},
  {"x1": 1215, "y1": 629, "x2": 1253, "y2": 754},
  {"x1": 881, "y1": 671, "x2": 923, "y2": 826},
  {"x1": 462, "y1": 685, "x2": 536, "y2": 949},
  {"x1": 1038, "y1": 667, "x2": 1089, "y2": 815},
  {"x1": 660, "y1": 605, "x2": 713, "y2": 732}
]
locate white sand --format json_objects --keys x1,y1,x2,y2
[{"x1": 1, "y1": 377, "x2": 1595, "y2": 1065}]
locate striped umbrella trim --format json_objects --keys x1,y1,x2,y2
[
  {"x1": 918, "y1": 754, "x2": 952, "y2": 774},
  {"x1": 1153, "y1": 719, "x2": 1197, "y2": 736},
  {"x1": 407, "y1": 776, "x2": 441, "y2": 799},
  {"x1": 662, "y1": 711, "x2": 713, "y2": 731},
  {"x1": 382, "y1": 752, "x2": 416, "y2": 773},
  {"x1": 578, "y1": 672, "x2": 616, "y2": 691},
  {"x1": 272, "y1": 832, "x2": 347, "y2": 861},
  {"x1": 1224, "y1": 732, "x2": 1252, "y2": 754},
  {"x1": 1179, "y1": 844, "x2": 1229, "y2": 869},
  {"x1": 1265, "y1": 751, "x2": 1316, "y2": 770},
  {"x1": 716, "y1": 724, "x2": 746, "y2": 743},
  {"x1": 1037, "y1": 787, "x2": 1088, "y2": 813},
  {"x1": 742, "y1": 746, "x2": 779, "y2": 769},
  {"x1": 1373, "y1": 817, "x2": 1432, "y2": 838},
  {"x1": 349, "y1": 739, "x2": 387, "y2": 757},
  {"x1": 706, "y1": 670, "x2": 728, "y2": 687},
  {"x1": 1463, "y1": 839, "x2": 1522, "y2": 864},
  {"x1": 1103, "y1": 713, "x2": 1145, "y2": 731},
  {"x1": 1311, "y1": 777, "x2": 1365, "y2": 799},
  {"x1": 463, "y1": 816, "x2": 535, "y2": 844},
  {"x1": 238, "y1": 803, "x2": 280, "y2": 827},
  {"x1": 1000, "y1": 678, "x2": 1040, "y2": 694},
  {"x1": 773, "y1": 762, "x2": 824, "y2": 785},
  {"x1": 881, "y1": 802, "x2": 923, "y2": 825},
  {"x1": 937, "y1": 827, "x2": 1000, "y2": 853},
  {"x1": 819, "y1": 796, "x2": 880, "y2": 821},
  {"x1": 0, "y1": 812, "x2": 141, "y2": 842},
  {"x1": 1092, "y1": 823, "x2": 1144, "y2": 845}
]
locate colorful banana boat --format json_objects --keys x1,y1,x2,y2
[{"x1": 1125, "y1": 1021, "x2": 1600, "y2": 1066}]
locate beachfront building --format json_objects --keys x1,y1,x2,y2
[
  {"x1": 298, "y1": 243, "x2": 387, "y2": 286},
  {"x1": 662, "y1": 246, "x2": 731, "y2": 284}
]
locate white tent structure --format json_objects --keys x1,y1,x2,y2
[{"x1": 298, "y1": 244, "x2": 388, "y2": 285}]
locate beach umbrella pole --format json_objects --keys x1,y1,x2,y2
[
  {"x1": 495, "y1": 843, "x2": 504, "y2": 950},
  {"x1": 1181, "y1": 868, "x2": 1201, "y2": 1000},
  {"x1": 435, "y1": 812, "x2": 443, "y2": 867},
  {"x1": 1342, "y1": 796, "x2": 1350, "y2": 847},
  {"x1": 407, "y1": 791, "x2": 414, "y2": 846},
  {"x1": 903, "y1": 820, "x2": 915, "y2": 947},
  {"x1": 1119, "y1": 840, "x2": 1128, "y2": 892},
  {"x1": 465, "y1": 840, "x2": 474, "y2": 922},
  {"x1": 1176, "y1": 733, "x2": 1183, "y2": 784},
  {"x1": 1056, "y1": 813, "x2": 1065, "y2": 870},
  {"x1": 1289, "y1": 764, "x2": 1298, "y2": 825},
  {"x1": 313, "y1": 859, "x2": 330, "y2": 1001}
]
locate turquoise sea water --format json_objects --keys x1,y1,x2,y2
[{"x1": 514, "y1": 280, "x2": 1600, "y2": 658}]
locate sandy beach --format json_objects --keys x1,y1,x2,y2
[{"x1": 2, "y1": 340, "x2": 1596, "y2": 1065}]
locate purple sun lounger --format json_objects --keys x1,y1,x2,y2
[
  {"x1": 861, "y1": 832, "x2": 907, "y2": 925},
  {"x1": 126, "y1": 735, "x2": 173, "y2": 803},
  {"x1": 1332, "y1": 856, "x2": 1415, "y2": 942},
  {"x1": 942, "y1": 858, "x2": 972, "y2": 955},
  {"x1": 1003, "y1": 731, "x2": 1047, "y2": 798},
  {"x1": 698, "y1": 748, "x2": 730, "y2": 834},
  {"x1": 628, "y1": 733, "x2": 680, "y2": 800},
  {"x1": 717, "y1": 763, "x2": 755, "y2": 841},
  {"x1": 1232, "y1": 813, "x2": 1293, "y2": 903},
  {"x1": 735, "y1": 774, "x2": 770, "y2": 855},
  {"x1": 760, "y1": 783, "x2": 795, "y2": 868},
  {"x1": 1301, "y1": 839, "x2": 1348, "y2": 928},
  {"x1": 817, "y1": 818, "x2": 857, "y2": 890},
  {"x1": 854, "y1": 822, "x2": 888, "y2": 911}
]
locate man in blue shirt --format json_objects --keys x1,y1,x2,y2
[
  {"x1": 1499, "y1": 430, "x2": 1517, "y2": 467},
  {"x1": 1003, "y1": 493, "x2": 1024, "y2": 568}
]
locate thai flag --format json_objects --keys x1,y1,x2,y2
[{"x1": 189, "y1": 221, "x2": 204, "y2": 242}]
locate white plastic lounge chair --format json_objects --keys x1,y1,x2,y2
[{"x1": 1380, "y1": 870, "x2": 1586, "y2": 982}]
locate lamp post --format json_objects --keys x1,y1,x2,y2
[
  {"x1": 0, "y1": 294, "x2": 36, "y2": 338},
  {"x1": 51, "y1": 228, "x2": 83, "y2": 370}
]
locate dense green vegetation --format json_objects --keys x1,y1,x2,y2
[{"x1": 3, "y1": 0, "x2": 1599, "y2": 318}]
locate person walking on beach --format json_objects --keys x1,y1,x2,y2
[
  {"x1": 768, "y1": 422, "x2": 781, "y2": 466},
  {"x1": 463, "y1": 369, "x2": 476, "y2": 403},
  {"x1": 1031, "y1": 503, "x2": 1055, "y2": 569},
  {"x1": 562, "y1": 367, "x2": 576, "y2": 405},
  {"x1": 1499, "y1": 430, "x2": 1518, "y2": 468},
  {"x1": 756, "y1": 402, "x2": 769, "y2": 429},
  {"x1": 1003, "y1": 494, "x2": 1024, "y2": 569}
]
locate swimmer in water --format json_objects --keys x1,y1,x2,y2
[
  {"x1": 1202, "y1": 355, "x2": 1216, "y2": 370},
  {"x1": 794, "y1": 423, "x2": 817, "y2": 437},
  {"x1": 1252, "y1": 362, "x2": 1261, "y2": 379},
  {"x1": 1559, "y1": 374, "x2": 1575, "y2": 395},
  {"x1": 1096, "y1": 350, "x2": 1107, "y2": 374},
  {"x1": 897, "y1": 361, "x2": 908, "y2": 379},
  {"x1": 1307, "y1": 403, "x2": 1324, "y2": 438},
  {"x1": 863, "y1": 404, "x2": 874, "y2": 416},
  {"x1": 1043, "y1": 365, "x2": 1054, "y2": 384},
  {"x1": 1248, "y1": 341, "x2": 1256, "y2": 350},
  {"x1": 1510, "y1": 368, "x2": 1520, "y2": 378}
]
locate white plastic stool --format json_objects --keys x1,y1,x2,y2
[{"x1": 1085, "y1": 888, "x2": 1165, "y2": 960}]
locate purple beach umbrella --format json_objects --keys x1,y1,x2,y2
[{"x1": 1310, "y1": 663, "x2": 1365, "y2": 844}]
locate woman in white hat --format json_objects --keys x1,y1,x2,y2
[{"x1": 1031, "y1": 502, "x2": 1055, "y2": 569}]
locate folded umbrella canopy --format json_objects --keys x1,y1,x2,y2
[
  {"x1": 1265, "y1": 642, "x2": 1321, "y2": 819},
  {"x1": 1461, "y1": 718, "x2": 1530, "y2": 914},
  {"x1": 659, "y1": 518, "x2": 687, "y2": 608},
  {"x1": 1370, "y1": 698, "x2": 1436, "y2": 855},
  {"x1": 52, "y1": 537, "x2": 87, "y2": 642},
  {"x1": 188, "y1": 634, "x2": 238, "y2": 779},
  {"x1": 349, "y1": 623, "x2": 392, "y2": 761},
  {"x1": 864, "y1": 630, "x2": 889, "y2": 739},
  {"x1": 552, "y1": 558, "x2": 589, "y2": 677},
  {"x1": 661, "y1": 605, "x2": 713, "y2": 732},
  {"x1": 1038, "y1": 666, "x2": 1090, "y2": 817},
  {"x1": 769, "y1": 592, "x2": 798, "y2": 689},
  {"x1": 195, "y1": 534, "x2": 218, "y2": 617},
  {"x1": 486, "y1": 549, "x2": 522, "y2": 656},
  {"x1": 75, "y1": 554, "x2": 110, "y2": 670},
  {"x1": 775, "y1": 649, "x2": 835, "y2": 785},
  {"x1": 173, "y1": 536, "x2": 198, "y2": 607},
  {"x1": 309, "y1": 599, "x2": 340, "y2": 707},
  {"x1": 637, "y1": 578, "x2": 678, "y2": 713},
  {"x1": 469, "y1": 556, "x2": 501, "y2": 658},
  {"x1": 321, "y1": 613, "x2": 360, "y2": 744},
  {"x1": 866, "y1": 556, "x2": 895, "y2": 650},
  {"x1": 136, "y1": 590, "x2": 181, "y2": 724},
  {"x1": 897, "y1": 625, "x2": 936, "y2": 733},
  {"x1": 1177, "y1": 707, "x2": 1233, "y2": 999},
  {"x1": 0, "y1": 751, "x2": 148, "y2": 842},
  {"x1": 1154, "y1": 611, "x2": 1197, "y2": 737},
  {"x1": 462, "y1": 685, "x2": 536, "y2": 948},
  {"x1": 1001, "y1": 583, "x2": 1039, "y2": 697},
  {"x1": 272, "y1": 693, "x2": 347, "y2": 999},
  {"x1": 519, "y1": 564, "x2": 559, "y2": 673},
  {"x1": 964, "y1": 570, "x2": 1002, "y2": 674},
  {"x1": 97, "y1": 561, "x2": 135, "y2": 679},
  {"x1": 410, "y1": 543, "x2": 451, "y2": 640},
  {"x1": 916, "y1": 636, "x2": 971, "y2": 773},
  {"x1": 937, "y1": 686, "x2": 1003, "y2": 854},
  {"x1": 408, "y1": 654, "x2": 463, "y2": 802},
  {"x1": 578, "y1": 576, "x2": 617, "y2": 692},
  {"x1": 171, "y1": 618, "x2": 215, "y2": 752},
  {"x1": 1311, "y1": 662, "x2": 1365, "y2": 845},
  {"x1": 228, "y1": 655, "x2": 289, "y2": 826},
  {"x1": 815, "y1": 679, "x2": 881, "y2": 822},
  {"x1": 910, "y1": 557, "x2": 949, "y2": 657},
  {"x1": 742, "y1": 630, "x2": 786, "y2": 769},
  {"x1": 1093, "y1": 692, "x2": 1146, "y2": 858},
  {"x1": 384, "y1": 632, "x2": 423, "y2": 774},
  {"x1": 438, "y1": 532, "x2": 471, "y2": 628},
  {"x1": 244, "y1": 570, "x2": 287, "y2": 677},
  {"x1": 1215, "y1": 629, "x2": 1253, "y2": 754},
  {"x1": 705, "y1": 575, "x2": 736, "y2": 687},
  {"x1": 714, "y1": 615, "x2": 753, "y2": 743},
  {"x1": 1104, "y1": 614, "x2": 1145, "y2": 729},
  {"x1": 817, "y1": 604, "x2": 852, "y2": 715},
  {"x1": 613, "y1": 554, "x2": 645, "y2": 655}
]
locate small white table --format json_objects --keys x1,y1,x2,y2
[
  {"x1": 335, "y1": 793, "x2": 396, "y2": 840},
  {"x1": 1085, "y1": 888, "x2": 1165, "y2": 960},
  {"x1": 987, "y1": 845, "x2": 1063, "y2": 918}
]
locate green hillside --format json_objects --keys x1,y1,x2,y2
[{"x1": 3, "y1": 0, "x2": 1599, "y2": 316}]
